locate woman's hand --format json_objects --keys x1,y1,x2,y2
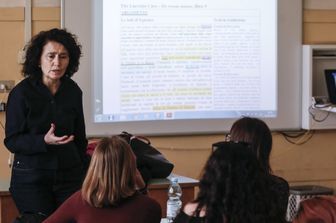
[
  {"x1": 135, "y1": 169, "x2": 146, "y2": 192},
  {"x1": 44, "y1": 123, "x2": 74, "y2": 145}
]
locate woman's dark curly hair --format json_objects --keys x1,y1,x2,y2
[
  {"x1": 229, "y1": 117, "x2": 273, "y2": 173},
  {"x1": 22, "y1": 28, "x2": 82, "y2": 79},
  {"x1": 194, "y1": 141, "x2": 284, "y2": 223}
]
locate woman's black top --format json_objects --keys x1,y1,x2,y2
[
  {"x1": 270, "y1": 175, "x2": 290, "y2": 220},
  {"x1": 4, "y1": 77, "x2": 88, "y2": 170},
  {"x1": 173, "y1": 175, "x2": 289, "y2": 223}
]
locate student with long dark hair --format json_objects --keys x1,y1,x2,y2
[
  {"x1": 173, "y1": 141, "x2": 285, "y2": 223},
  {"x1": 229, "y1": 117, "x2": 289, "y2": 219}
]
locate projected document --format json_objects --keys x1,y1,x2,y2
[{"x1": 95, "y1": 0, "x2": 277, "y2": 122}]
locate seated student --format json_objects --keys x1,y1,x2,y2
[
  {"x1": 173, "y1": 141, "x2": 285, "y2": 223},
  {"x1": 43, "y1": 136, "x2": 161, "y2": 223},
  {"x1": 229, "y1": 117, "x2": 289, "y2": 219},
  {"x1": 292, "y1": 196, "x2": 336, "y2": 223}
]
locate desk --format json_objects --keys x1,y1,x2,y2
[
  {"x1": 0, "y1": 180, "x2": 18, "y2": 223},
  {"x1": 148, "y1": 174, "x2": 199, "y2": 217},
  {"x1": 0, "y1": 174, "x2": 198, "y2": 223}
]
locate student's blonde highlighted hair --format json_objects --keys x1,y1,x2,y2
[{"x1": 81, "y1": 136, "x2": 137, "y2": 207}]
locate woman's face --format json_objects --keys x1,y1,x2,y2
[{"x1": 40, "y1": 41, "x2": 69, "y2": 81}]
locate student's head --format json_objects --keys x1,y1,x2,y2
[
  {"x1": 22, "y1": 28, "x2": 82, "y2": 79},
  {"x1": 82, "y1": 136, "x2": 137, "y2": 207},
  {"x1": 196, "y1": 141, "x2": 282, "y2": 223},
  {"x1": 293, "y1": 196, "x2": 336, "y2": 223},
  {"x1": 229, "y1": 117, "x2": 272, "y2": 173}
]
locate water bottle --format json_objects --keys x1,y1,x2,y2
[{"x1": 166, "y1": 177, "x2": 182, "y2": 222}]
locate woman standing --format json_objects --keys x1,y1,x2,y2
[{"x1": 4, "y1": 28, "x2": 88, "y2": 221}]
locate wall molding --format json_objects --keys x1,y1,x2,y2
[
  {"x1": 0, "y1": 0, "x2": 60, "y2": 7},
  {"x1": 303, "y1": 9, "x2": 336, "y2": 44},
  {"x1": 305, "y1": 0, "x2": 336, "y2": 10}
]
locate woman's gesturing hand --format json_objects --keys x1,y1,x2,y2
[{"x1": 44, "y1": 123, "x2": 74, "y2": 145}]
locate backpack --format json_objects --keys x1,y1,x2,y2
[{"x1": 87, "y1": 132, "x2": 174, "y2": 183}]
